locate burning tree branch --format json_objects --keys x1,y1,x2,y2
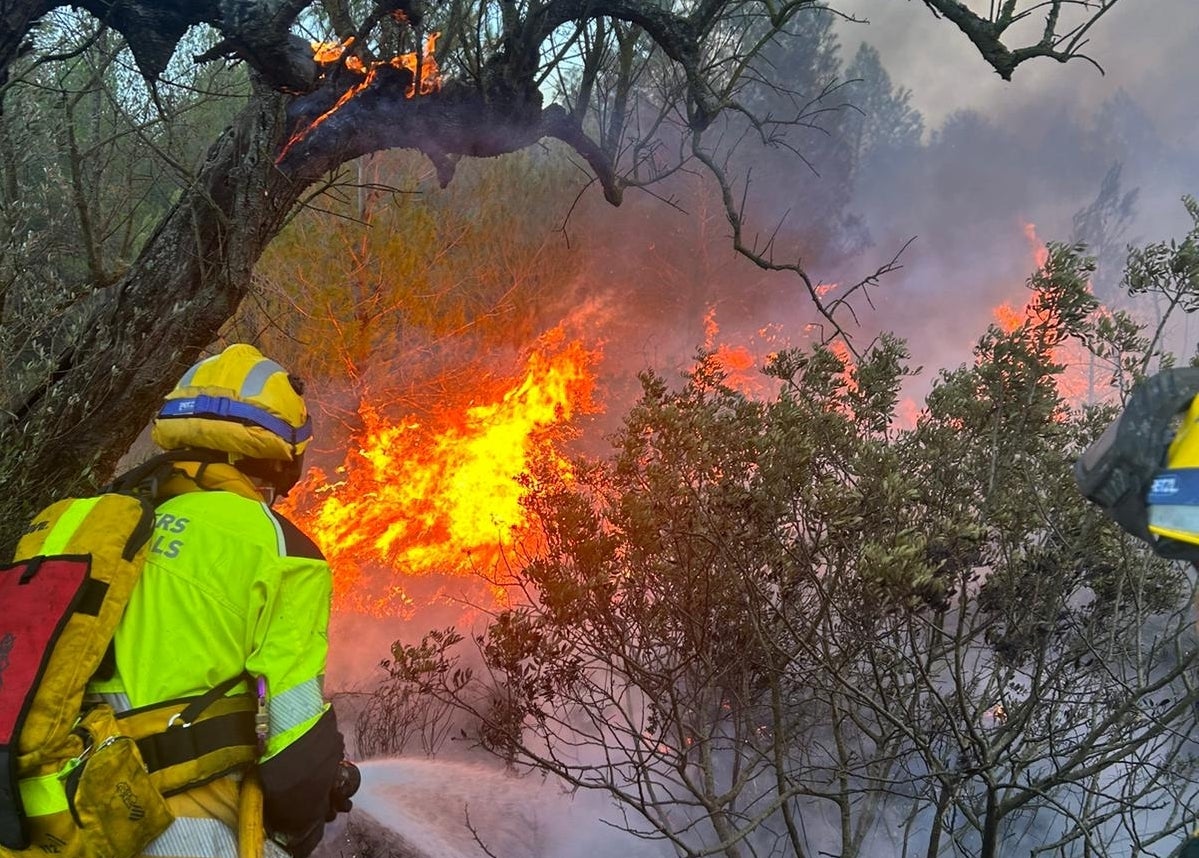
[{"x1": 277, "y1": 75, "x2": 623, "y2": 205}]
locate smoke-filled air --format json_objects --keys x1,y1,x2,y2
[{"x1": 3, "y1": 0, "x2": 1199, "y2": 856}]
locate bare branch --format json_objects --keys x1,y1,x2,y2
[{"x1": 920, "y1": 0, "x2": 1116, "y2": 79}]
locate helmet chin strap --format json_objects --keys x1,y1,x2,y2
[
  {"x1": 245, "y1": 476, "x2": 278, "y2": 506},
  {"x1": 232, "y1": 454, "x2": 303, "y2": 505}
]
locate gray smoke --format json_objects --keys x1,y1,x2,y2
[
  {"x1": 829, "y1": 0, "x2": 1199, "y2": 377},
  {"x1": 562, "y1": 0, "x2": 1199, "y2": 399},
  {"x1": 834, "y1": 0, "x2": 1199, "y2": 146}
]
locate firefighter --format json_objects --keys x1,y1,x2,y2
[
  {"x1": 1074, "y1": 367, "x2": 1199, "y2": 858},
  {"x1": 89, "y1": 343, "x2": 353, "y2": 858}
]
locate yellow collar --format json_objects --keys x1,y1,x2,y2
[{"x1": 159, "y1": 461, "x2": 263, "y2": 502}]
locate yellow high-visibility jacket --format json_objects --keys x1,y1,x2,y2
[{"x1": 88, "y1": 459, "x2": 343, "y2": 858}]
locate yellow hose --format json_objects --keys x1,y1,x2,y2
[{"x1": 237, "y1": 769, "x2": 265, "y2": 858}]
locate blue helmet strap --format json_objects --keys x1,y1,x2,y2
[{"x1": 157, "y1": 395, "x2": 313, "y2": 446}]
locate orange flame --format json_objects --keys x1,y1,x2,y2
[
  {"x1": 282, "y1": 335, "x2": 596, "y2": 615},
  {"x1": 990, "y1": 222, "x2": 1100, "y2": 407},
  {"x1": 994, "y1": 223, "x2": 1055, "y2": 335},
  {"x1": 992, "y1": 302, "x2": 1025, "y2": 334},
  {"x1": 278, "y1": 34, "x2": 442, "y2": 163},
  {"x1": 828, "y1": 339, "x2": 859, "y2": 395},
  {"x1": 311, "y1": 39, "x2": 344, "y2": 64},
  {"x1": 1024, "y1": 222, "x2": 1050, "y2": 270},
  {"x1": 701, "y1": 307, "x2": 785, "y2": 397},
  {"x1": 396, "y1": 32, "x2": 440, "y2": 96},
  {"x1": 715, "y1": 345, "x2": 755, "y2": 374}
]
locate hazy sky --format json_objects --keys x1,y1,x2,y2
[
  {"x1": 834, "y1": 0, "x2": 1199, "y2": 147},
  {"x1": 803, "y1": 0, "x2": 1199, "y2": 381},
  {"x1": 562, "y1": 1, "x2": 1199, "y2": 411}
]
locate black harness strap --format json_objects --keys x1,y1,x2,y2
[
  {"x1": 175, "y1": 675, "x2": 247, "y2": 727},
  {"x1": 127, "y1": 675, "x2": 257, "y2": 778},
  {"x1": 136, "y1": 710, "x2": 256, "y2": 774}
]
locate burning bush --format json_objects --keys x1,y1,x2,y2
[{"x1": 367, "y1": 242, "x2": 1199, "y2": 858}]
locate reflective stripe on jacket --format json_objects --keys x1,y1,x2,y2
[{"x1": 140, "y1": 813, "x2": 290, "y2": 858}]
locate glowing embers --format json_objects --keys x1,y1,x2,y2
[
  {"x1": 284, "y1": 336, "x2": 596, "y2": 616},
  {"x1": 311, "y1": 38, "x2": 366, "y2": 73},
  {"x1": 311, "y1": 33, "x2": 441, "y2": 98},
  {"x1": 278, "y1": 34, "x2": 442, "y2": 163}
]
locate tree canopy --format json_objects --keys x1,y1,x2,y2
[{"x1": 0, "y1": 0, "x2": 1123, "y2": 547}]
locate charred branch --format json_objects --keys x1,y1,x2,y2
[
  {"x1": 541, "y1": 104, "x2": 621, "y2": 204},
  {"x1": 70, "y1": 0, "x2": 211, "y2": 82},
  {"x1": 277, "y1": 75, "x2": 621, "y2": 204},
  {"x1": 9, "y1": 0, "x2": 318, "y2": 91},
  {"x1": 0, "y1": 0, "x2": 1128, "y2": 549},
  {"x1": 0, "y1": 2, "x2": 51, "y2": 87},
  {"x1": 920, "y1": 0, "x2": 1115, "y2": 79},
  {"x1": 194, "y1": 31, "x2": 318, "y2": 93},
  {"x1": 0, "y1": 0, "x2": 1121, "y2": 138},
  {"x1": 0, "y1": 0, "x2": 1123, "y2": 101}
]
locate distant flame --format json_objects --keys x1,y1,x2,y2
[
  {"x1": 283, "y1": 335, "x2": 596, "y2": 615},
  {"x1": 278, "y1": 34, "x2": 442, "y2": 163},
  {"x1": 992, "y1": 302, "x2": 1025, "y2": 334},
  {"x1": 1023, "y1": 222, "x2": 1050, "y2": 269},
  {"x1": 702, "y1": 307, "x2": 782, "y2": 396},
  {"x1": 994, "y1": 224, "x2": 1055, "y2": 337},
  {"x1": 991, "y1": 223, "x2": 1098, "y2": 406},
  {"x1": 828, "y1": 339, "x2": 858, "y2": 395}
]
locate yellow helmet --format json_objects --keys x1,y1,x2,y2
[{"x1": 151, "y1": 344, "x2": 311, "y2": 461}]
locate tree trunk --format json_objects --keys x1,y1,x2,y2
[
  {"x1": 0, "y1": 67, "x2": 588, "y2": 556},
  {"x1": 980, "y1": 783, "x2": 999, "y2": 858},
  {"x1": 0, "y1": 83, "x2": 304, "y2": 551}
]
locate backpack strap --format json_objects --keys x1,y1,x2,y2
[
  {"x1": 14, "y1": 681, "x2": 261, "y2": 827},
  {"x1": 107, "y1": 449, "x2": 230, "y2": 500}
]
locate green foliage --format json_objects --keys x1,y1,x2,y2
[
  {"x1": 1117, "y1": 196, "x2": 1199, "y2": 375},
  {"x1": 0, "y1": 14, "x2": 248, "y2": 544},
  {"x1": 1125, "y1": 196, "x2": 1199, "y2": 310},
  {"x1": 0, "y1": 15, "x2": 244, "y2": 307},
  {"x1": 373, "y1": 234, "x2": 1199, "y2": 857},
  {"x1": 356, "y1": 627, "x2": 465, "y2": 757}
]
